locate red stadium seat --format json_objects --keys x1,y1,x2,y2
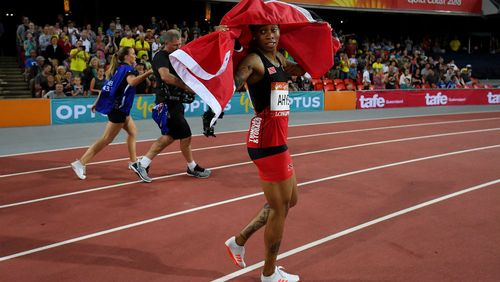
[
  {"x1": 335, "y1": 83, "x2": 346, "y2": 91},
  {"x1": 311, "y1": 78, "x2": 322, "y2": 85},
  {"x1": 323, "y1": 79, "x2": 333, "y2": 86},
  {"x1": 344, "y1": 78, "x2": 354, "y2": 85},
  {"x1": 333, "y1": 78, "x2": 343, "y2": 85},
  {"x1": 313, "y1": 83, "x2": 324, "y2": 91},
  {"x1": 323, "y1": 83, "x2": 335, "y2": 91},
  {"x1": 357, "y1": 84, "x2": 364, "y2": 91}
]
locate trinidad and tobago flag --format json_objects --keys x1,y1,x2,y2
[{"x1": 169, "y1": 0, "x2": 340, "y2": 125}]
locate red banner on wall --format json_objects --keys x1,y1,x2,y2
[
  {"x1": 287, "y1": 0, "x2": 482, "y2": 15},
  {"x1": 356, "y1": 89, "x2": 500, "y2": 109}
]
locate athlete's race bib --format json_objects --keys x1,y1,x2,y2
[{"x1": 270, "y1": 82, "x2": 289, "y2": 114}]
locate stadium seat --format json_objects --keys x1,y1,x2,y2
[
  {"x1": 335, "y1": 83, "x2": 346, "y2": 91},
  {"x1": 333, "y1": 78, "x2": 343, "y2": 85},
  {"x1": 323, "y1": 83, "x2": 335, "y2": 91},
  {"x1": 313, "y1": 83, "x2": 323, "y2": 91},
  {"x1": 344, "y1": 78, "x2": 354, "y2": 85},
  {"x1": 357, "y1": 84, "x2": 364, "y2": 91}
]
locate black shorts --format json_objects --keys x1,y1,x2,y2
[
  {"x1": 107, "y1": 108, "x2": 128, "y2": 123},
  {"x1": 164, "y1": 101, "x2": 191, "y2": 140}
]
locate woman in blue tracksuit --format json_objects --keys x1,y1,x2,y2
[{"x1": 71, "y1": 46, "x2": 152, "y2": 181}]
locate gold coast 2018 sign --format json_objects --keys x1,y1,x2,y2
[{"x1": 286, "y1": 0, "x2": 482, "y2": 15}]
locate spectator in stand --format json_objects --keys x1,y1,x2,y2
[
  {"x1": 43, "y1": 83, "x2": 66, "y2": 99},
  {"x1": 115, "y1": 17, "x2": 123, "y2": 34},
  {"x1": 424, "y1": 69, "x2": 438, "y2": 88},
  {"x1": 105, "y1": 34, "x2": 119, "y2": 63},
  {"x1": 134, "y1": 63, "x2": 151, "y2": 94},
  {"x1": 385, "y1": 71, "x2": 397, "y2": 89},
  {"x1": 135, "y1": 33, "x2": 150, "y2": 61},
  {"x1": 59, "y1": 34, "x2": 73, "y2": 58},
  {"x1": 71, "y1": 76, "x2": 85, "y2": 96},
  {"x1": 54, "y1": 65, "x2": 67, "y2": 84},
  {"x1": 23, "y1": 32, "x2": 37, "y2": 60},
  {"x1": 399, "y1": 68, "x2": 412, "y2": 89},
  {"x1": 94, "y1": 35, "x2": 106, "y2": 63},
  {"x1": 140, "y1": 54, "x2": 152, "y2": 69},
  {"x1": 348, "y1": 62, "x2": 357, "y2": 80},
  {"x1": 421, "y1": 63, "x2": 431, "y2": 78},
  {"x1": 69, "y1": 40, "x2": 90, "y2": 77},
  {"x1": 149, "y1": 16, "x2": 161, "y2": 35},
  {"x1": 362, "y1": 64, "x2": 371, "y2": 90},
  {"x1": 24, "y1": 50, "x2": 38, "y2": 80},
  {"x1": 38, "y1": 25, "x2": 51, "y2": 54},
  {"x1": 41, "y1": 75, "x2": 56, "y2": 97},
  {"x1": 345, "y1": 38, "x2": 357, "y2": 58},
  {"x1": 82, "y1": 57, "x2": 99, "y2": 91},
  {"x1": 339, "y1": 53, "x2": 349, "y2": 79},
  {"x1": 120, "y1": 31, "x2": 135, "y2": 48},
  {"x1": 372, "y1": 57, "x2": 383, "y2": 72},
  {"x1": 451, "y1": 74, "x2": 465, "y2": 88},
  {"x1": 151, "y1": 35, "x2": 161, "y2": 58},
  {"x1": 62, "y1": 71, "x2": 73, "y2": 93},
  {"x1": 33, "y1": 64, "x2": 53, "y2": 97},
  {"x1": 106, "y1": 22, "x2": 117, "y2": 38},
  {"x1": 373, "y1": 68, "x2": 385, "y2": 89},
  {"x1": 461, "y1": 65, "x2": 473, "y2": 85},
  {"x1": 89, "y1": 66, "x2": 106, "y2": 96},
  {"x1": 191, "y1": 21, "x2": 201, "y2": 38},
  {"x1": 17, "y1": 17, "x2": 30, "y2": 65},
  {"x1": 80, "y1": 30, "x2": 92, "y2": 53},
  {"x1": 45, "y1": 35, "x2": 66, "y2": 66}
]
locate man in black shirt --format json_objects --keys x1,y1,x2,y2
[{"x1": 137, "y1": 29, "x2": 211, "y2": 179}]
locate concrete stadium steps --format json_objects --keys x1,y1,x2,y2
[{"x1": 0, "y1": 56, "x2": 31, "y2": 99}]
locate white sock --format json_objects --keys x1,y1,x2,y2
[
  {"x1": 140, "y1": 156, "x2": 152, "y2": 168},
  {"x1": 187, "y1": 161, "x2": 197, "y2": 171}
]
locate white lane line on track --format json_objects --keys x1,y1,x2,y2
[
  {"x1": 213, "y1": 178, "x2": 500, "y2": 281},
  {"x1": 1, "y1": 127, "x2": 499, "y2": 209},
  {"x1": 1, "y1": 144, "x2": 499, "y2": 262},
  {"x1": 1, "y1": 111, "x2": 498, "y2": 158},
  {"x1": 1, "y1": 117, "x2": 500, "y2": 178}
]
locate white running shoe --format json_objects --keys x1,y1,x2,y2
[
  {"x1": 261, "y1": 266, "x2": 300, "y2": 282},
  {"x1": 225, "y1": 236, "x2": 246, "y2": 268},
  {"x1": 71, "y1": 160, "x2": 86, "y2": 180}
]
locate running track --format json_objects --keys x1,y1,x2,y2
[{"x1": 0, "y1": 111, "x2": 499, "y2": 281}]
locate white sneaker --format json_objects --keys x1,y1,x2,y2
[
  {"x1": 71, "y1": 160, "x2": 86, "y2": 180},
  {"x1": 225, "y1": 236, "x2": 246, "y2": 268},
  {"x1": 261, "y1": 266, "x2": 300, "y2": 282}
]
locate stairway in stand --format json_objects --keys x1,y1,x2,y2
[{"x1": 0, "y1": 56, "x2": 31, "y2": 99}]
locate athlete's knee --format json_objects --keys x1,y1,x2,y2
[
  {"x1": 289, "y1": 196, "x2": 298, "y2": 208},
  {"x1": 179, "y1": 137, "x2": 192, "y2": 148}
]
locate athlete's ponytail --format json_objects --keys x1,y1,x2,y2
[{"x1": 105, "y1": 47, "x2": 132, "y2": 80}]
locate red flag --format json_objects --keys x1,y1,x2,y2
[{"x1": 170, "y1": 0, "x2": 340, "y2": 125}]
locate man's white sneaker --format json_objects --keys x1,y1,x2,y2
[
  {"x1": 71, "y1": 160, "x2": 86, "y2": 180},
  {"x1": 225, "y1": 236, "x2": 246, "y2": 268},
  {"x1": 261, "y1": 266, "x2": 300, "y2": 282}
]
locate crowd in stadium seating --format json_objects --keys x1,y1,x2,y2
[{"x1": 14, "y1": 16, "x2": 490, "y2": 99}]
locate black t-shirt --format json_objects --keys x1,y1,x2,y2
[{"x1": 152, "y1": 50, "x2": 181, "y2": 105}]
